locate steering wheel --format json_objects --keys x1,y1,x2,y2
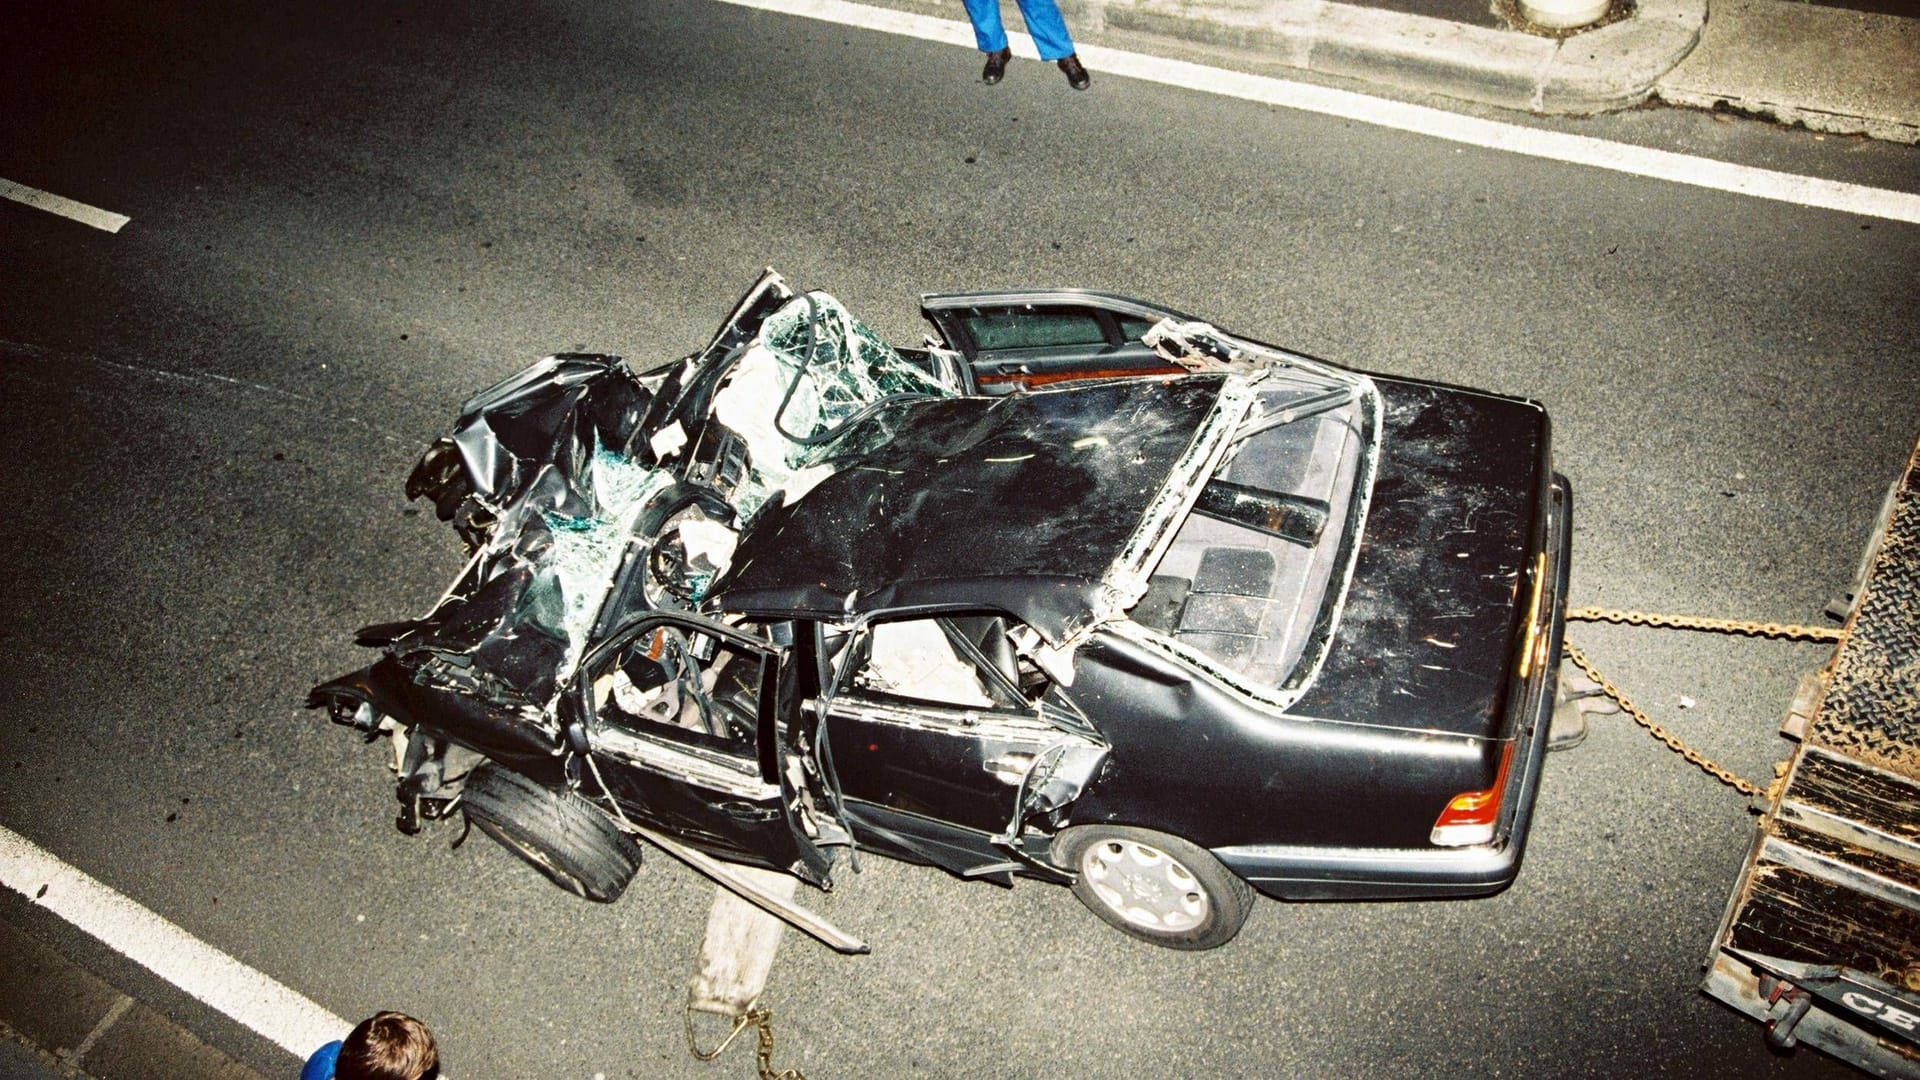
[{"x1": 635, "y1": 483, "x2": 736, "y2": 611}]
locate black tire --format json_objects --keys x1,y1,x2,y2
[
  {"x1": 461, "y1": 764, "x2": 642, "y2": 903},
  {"x1": 1054, "y1": 825, "x2": 1255, "y2": 950}
]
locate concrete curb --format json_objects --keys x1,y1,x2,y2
[
  {"x1": 1658, "y1": 86, "x2": 1920, "y2": 144},
  {"x1": 1095, "y1": 0, "x2": 1704, "y2": 112},
  {"x1": 1652, "y1": 0, "x2": 1920, "y2": 144},
  {"x1": 865, "y1": 0, "x2": 1704, "y2": 113},
  {"x1": 1537, "y1": 0, "x2": 1705, "y2": 112}
]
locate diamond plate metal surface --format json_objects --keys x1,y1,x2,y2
[{"x1": 1812, "y1": 438, "x2": 1920, "y2": 781}]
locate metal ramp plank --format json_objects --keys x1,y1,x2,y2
[{"x1": 1703, "y1": 435, "x2": 1920, "y2": 1077}]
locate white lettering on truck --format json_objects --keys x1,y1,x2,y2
[{"x1": 1840, "y1": 990, "x2": 1920, "y2": 1033}]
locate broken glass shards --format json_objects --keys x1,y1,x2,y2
[
  {"x1": 712, "y1": 292, "x2": 956, "y2": 520},
  {"x1": 408, "y1": 355, "x2": 658, "y2": 548},
  {"x1": 394, "y1": 449, "x2": 675, "y2": 704},
  {"x1": 521, "y1": 451, "x2": 676, "y2": 664},
  {"x1": 759, "y1": 292, "x2": 952, "y2": 442}
]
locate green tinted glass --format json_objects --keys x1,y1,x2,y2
[{"x1": 962, "y1": 307, "x2": 1109, "y2": 351}]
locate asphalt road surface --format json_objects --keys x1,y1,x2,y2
[{"x1": 2, "y1": 1, "x2": 1917, "y2": 1077}]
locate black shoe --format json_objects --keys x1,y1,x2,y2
[
  {"x1": 1058, "y1": 54, "x2": 1089, "y2": 90},
  {"x1": 982, "y1": 47, "x2": 1012, "y2": 84}
]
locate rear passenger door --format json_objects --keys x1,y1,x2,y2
[
  {"x1": 816, "y1": 615, "x2": 1108, "y2": 877},
  {"x1": 920, "y1": 291, "x2": 1187, "y2": 393}
]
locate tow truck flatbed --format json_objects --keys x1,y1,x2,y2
[{"x1": 1704, "y1": 436, "x2": 1920, "y2": 1078}]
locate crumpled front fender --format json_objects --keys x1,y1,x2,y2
[{"x1": 306, "y1": 658, "x2": 565, "y2": 767}]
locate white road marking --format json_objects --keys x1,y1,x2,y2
[
  {"x1": 0, "y1": 824, "x2": 348, "y2": 1060},
  {"x1": 0, "y1": 178, "x2": 130, "y2": 233},
  {"x1": 710, "y1": 0, "x2": 1920, "y2": 225}
]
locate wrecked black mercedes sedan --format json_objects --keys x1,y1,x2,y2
[{"x1": 311, "y1": 270, "x2": 1571, "y2": 951}]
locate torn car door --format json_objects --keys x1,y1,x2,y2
[
  {"x1": 813, "y1": 617, "x2": 1109, "y2": 881},
  {"x1": 575, "y1": 613, "x2": 832, "y2": 886}
]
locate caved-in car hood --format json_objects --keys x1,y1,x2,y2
[
  {"x1": 1290, "y1": 377, "x2": 1551, "y2": 739},
  {"x1": 371, "y1": 355, "x2": 672, "y2": 706},
  {"x1": 712, "y1": 375, "x2": 1235, "y2": 644}
]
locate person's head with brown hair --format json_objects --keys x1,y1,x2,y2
[{"x1": 336, "y1": 1011, "x2": 440, "y2": 1080}]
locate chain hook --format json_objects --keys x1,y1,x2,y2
[{"x1": 685, "y1": 1005, "x2": 808, "y2": 1080}]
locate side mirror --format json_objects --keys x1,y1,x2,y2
[
  {"x1": 564, "y1": 717, "x2": 592, "y2": 756},
  {"x1": 557, "y1": 696, "x2": 592, "y2": 789}
]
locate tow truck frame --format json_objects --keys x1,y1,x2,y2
[{"x1": 1703, "y1": 435, "x2": 1920, "y2": 1078}]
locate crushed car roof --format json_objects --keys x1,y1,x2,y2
[{"x1": 710, "y1": 373, "x2": 1229, "y2": 640}]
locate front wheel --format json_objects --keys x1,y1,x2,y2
[
  {"x1": 461, "y1": 764, "x2": 642, "y2": 903},
  {"x1": 1054, "y1": 825, "x2": 1255, "y2": 950}
]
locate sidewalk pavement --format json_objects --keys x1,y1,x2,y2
[
  {"x1": 888, "y1": 0, "x2": 1920, "y2": 141},
  {"x1": 1658, "y1": 0, "x2": 1919, "y2": 143},
  {"x1": 0, "y1": 918, "x2": 269, "y2": 1080}
]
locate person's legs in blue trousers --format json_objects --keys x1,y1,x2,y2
[
  {"x1": 962, "y1": 0, "x2": 1090, "y2": 87},
  {"x1": 1013, "y1": 0, "x2": 1075, "y2": 60},
  {"x1": 962, "y1": 0, "x2": 1010, "y2": 53}
]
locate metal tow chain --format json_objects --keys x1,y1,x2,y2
[
  {"x1": 1563, "y1": 608, "x2": 1847, "y2": 799},
  {"x1": 1561, "y1": 641, "x2": 1767, "y2": 797},
  {"x1": 686, "y1": 1007, "x2": 808, "y2": 1080},
  {"x1": 1567, "y1": 607, "x2": 1844, "y2": 643}
]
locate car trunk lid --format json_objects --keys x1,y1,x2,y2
[{"x1": 1289, "y1": 377, "x2": 1555, "y2": 742}]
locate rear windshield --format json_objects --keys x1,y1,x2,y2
[{"x1": 1135, "y1": 380, "x2": 1365, "y2": 691}]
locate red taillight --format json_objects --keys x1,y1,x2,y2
[{"x1": 1431, "y1": 742, "x2": 1517, "y2": 847}]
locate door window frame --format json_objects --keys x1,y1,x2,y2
[
  {"x1": 920, "y1": 291, "x2": 1192, "y2": 391},
  {"x1": 579, "y1": 611, "x2": 782, "y2": 783}
]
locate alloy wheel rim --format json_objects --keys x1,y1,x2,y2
[{"x1": 1080, "y1": 838, "x2": 1208, "y2": 932}]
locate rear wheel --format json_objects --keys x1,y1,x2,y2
[
  {"x1": 461, "y1": 764, "x2": 642, "y2": 903},
  {"x1": 1055, "y1": 825, "x2": 1254, "y2": 950}
]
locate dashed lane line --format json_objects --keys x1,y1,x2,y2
[
  {"x1": 0, "y1": 179, "x2": 130, "y2": 233},
  {"x1": 709, "y1": 0, "x2": 1920, "y2": 226},
  {"x1": 0, "y1": 824, "x2": 347, "y2": 1061}
]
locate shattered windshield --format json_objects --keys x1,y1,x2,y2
[
  {"x1": 763, "y1": 293, "x2": 950, "y2": 443},
  {"x1": 712, "y1": 291, "x2": 957, "y2": 519}
]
